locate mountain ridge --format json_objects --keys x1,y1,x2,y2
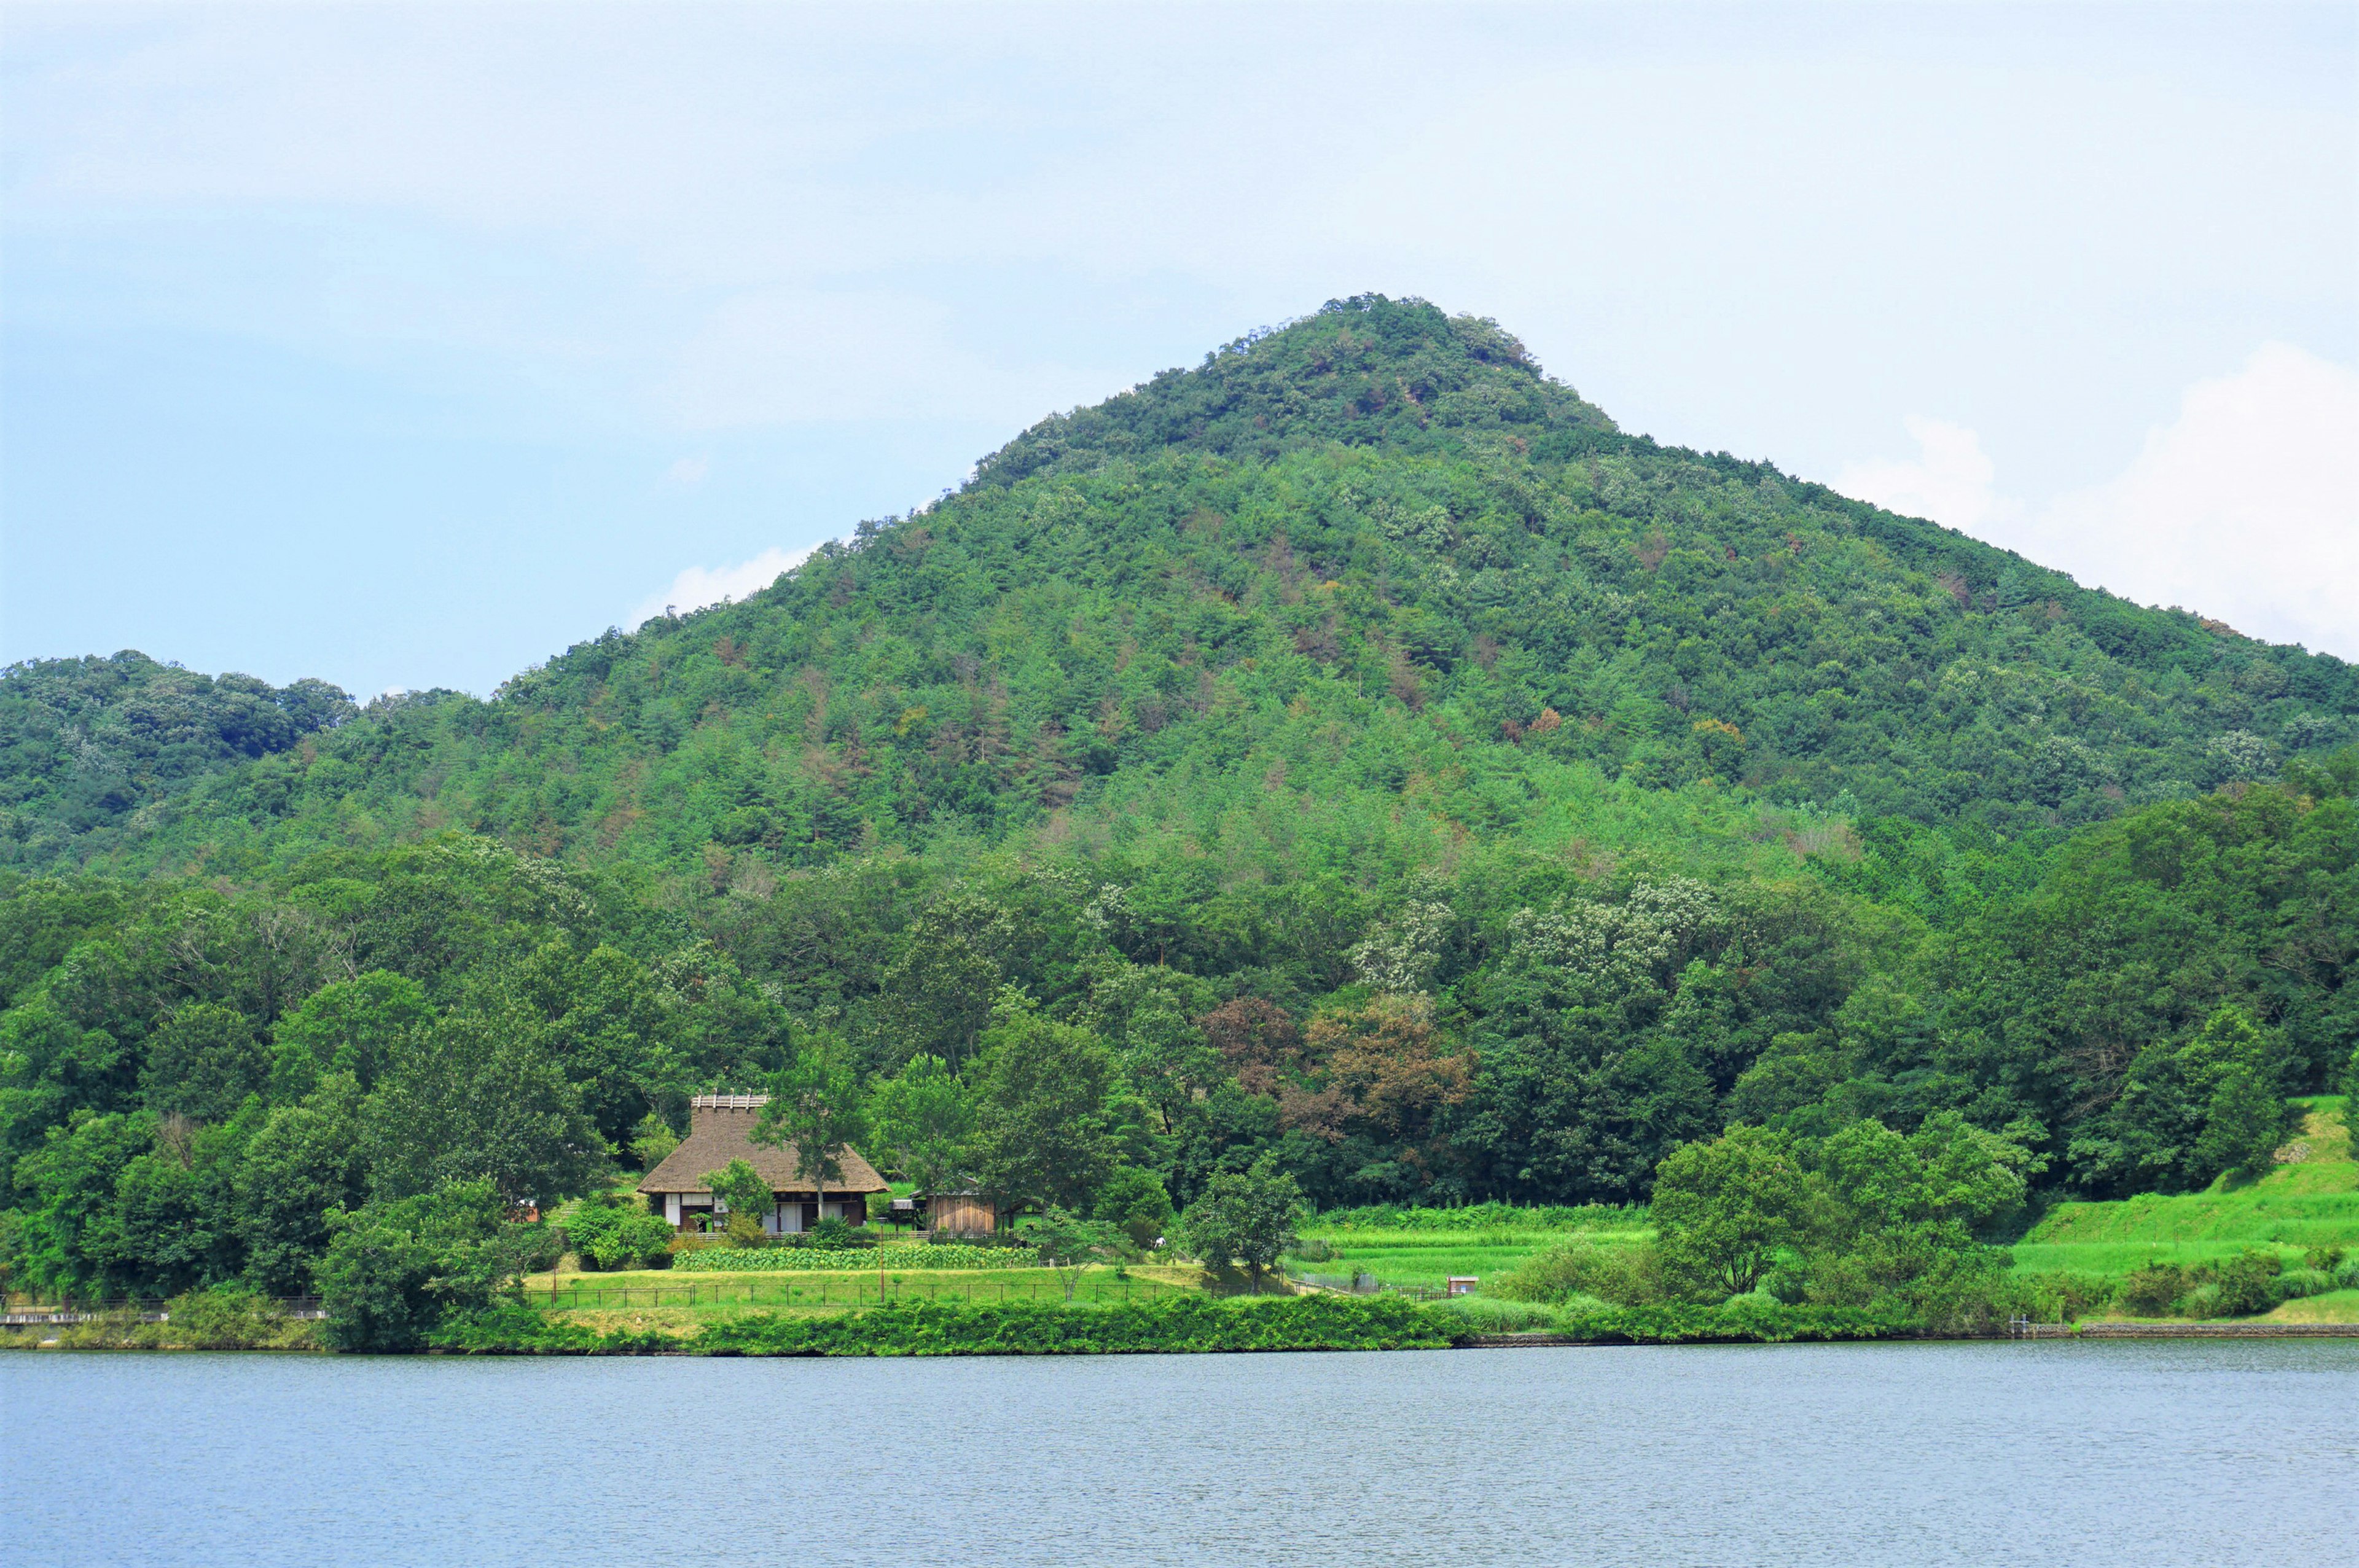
[{"x1": 4, "y1": 295, "x2": 2349, "y2": 877}]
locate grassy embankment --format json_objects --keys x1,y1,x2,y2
[{"x1": 2019, "y1": 1098, "x2": 2359, "y2": 1322}]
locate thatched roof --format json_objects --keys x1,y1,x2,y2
[{"x1": 638, "y1": 1095, "x2": 888, "y2": 1196}]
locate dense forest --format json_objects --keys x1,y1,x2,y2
[{"x1": 4, "y1": 295, "x2": 2353, "y2": 1302}]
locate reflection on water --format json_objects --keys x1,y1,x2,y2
[{"x1": 5, "y1": 1340, "x2": 2354, "y2": 1566}]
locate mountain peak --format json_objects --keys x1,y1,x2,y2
[{"x1": 975, "y1": 294, "x2": 1618, "y2": 488}]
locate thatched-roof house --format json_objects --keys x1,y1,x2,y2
[{"x1": 638, "y1": 1094, "x2": 890, "y2": 1234}]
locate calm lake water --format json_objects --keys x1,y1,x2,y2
[{"x1": 6, "y1": 1341, "x2": 2354, "y2": 1566}]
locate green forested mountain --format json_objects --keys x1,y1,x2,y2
[
  {"x1": 12, "y1": 300, "x2": 2349, "y2": 876},
  {"x1": 0, "y1": 652, "x2": 357, "y2": 864},
  {"x1": 3, "y1": 295, "x2": 2353, "y2": 1301}
]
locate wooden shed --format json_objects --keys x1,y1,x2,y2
[
  {"x1": 921, "y1": 1188, "x2": 1004, "y2": 1236},
  {"x1": 638, "y1": 1094, "x2": 890, "y2": 1235}
]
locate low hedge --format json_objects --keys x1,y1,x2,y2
[
  {"x1": 1552, "y1": 1301, "x2": 1919, "y2": 1344},
  {"x1": 430, "y1": 1294, "x2": 1455, "y2": 1355},
  {"x1": 673, "y1": 1244, "x2": 1035, "y2": 1273}
]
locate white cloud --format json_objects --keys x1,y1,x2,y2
[
  {"x1": 1835, "y1": 345, "x2": 2359, "y2": 659},
  {"x1": 664, "y1": 454, "x2": 710, "y2": 486},
  {"x1": 1834, "y1": 416, "x2": 2017, "y2": 534},
  {"x1": 630, "y1": 545, "x2": 816, "y2": 630},
  {"x1": 2035, "y1": 343, "x2": 2358, "y2": 657}
]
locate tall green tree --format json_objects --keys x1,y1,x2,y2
[
  {"x1": 315, "y1": 1181, "x2": 542, "y2": 1351},
  {"x1": 1093, "y1": 1165, "x2": 1176, "y2": 1249},
  {"x1": 237, "y1": 1074, "x2": 368, "y2": 1293},
  {"x1": 877, "y1": 894, "x2": 1011, "y2": 1072},
  {"x1": 1794, "y1": 1112, "x2": 2036, "y2": 1317},
  {"x1": 268, "y1": 972, "x2": 431, "y2": 1100},
  {"x1": 1028, "y1": 1208, "x2": 1124, "y2": 1300},
  {"x1": 5, "y1": 1109, "x2": 154, "y2": 1296},
  {"x1": 1649, "y1": 1123, "x2": 1810, "y2": 1299},
  {"x1": 142, "y1": 1002, "x2": 268, "y2": 1123},
  {"x1": 754, "y1": 1032, "x2": 866, "y2": 1231},
  {"x1": 361, "y1": 999, "x2": 603, "y2": 1207},
  {"x1": 2083, "y1": 1005, "x2": 2293, "y2": 1195},
  {"x1": 1178, "y1": 1158, "x2": 1306, "y2": 1293},
  {"x1": 866, "y1": 1052, "x2": 976, "y2": 1196},
  {"x1": 0, "y1": 998, "x2": 134, "y2": 1163},
  {"x1": 969, "y1": 992, "x2": 1136, "y2": 1212}
]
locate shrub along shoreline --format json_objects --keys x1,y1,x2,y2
[
  {"x1": 429, "y1": 1295, "x2": 1458, "y2": 1355},
  {"x1": 16, "y1": 1290, "x2": 2352, "y2": 1354},
  {"x1": 420, "y1": 1295, "x2": 1929, "y2": 1356}
]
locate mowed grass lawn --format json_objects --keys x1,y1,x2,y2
[{"x1": 518, "y1": 1264, "x2": 1199, "y2": 1319}]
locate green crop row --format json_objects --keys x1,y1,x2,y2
[{"x1": 1310, "y1": 1202, "x2": 1647, "y2": 1233}]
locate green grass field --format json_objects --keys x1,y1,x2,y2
[
  {"x1": 1287, "y1": 1225, "x2": 1654, "y2": 1289},
  {"x1": 2009, "y1": 1239, "x2": 2320, "y2": 1274},
  {"x1": 520, "y1": 1264, "x2": 1194, "y2": 1319}
]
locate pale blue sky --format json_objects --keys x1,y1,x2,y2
[{"x1": 4, "y1": 2, "x2": 2353, "y2": 695}]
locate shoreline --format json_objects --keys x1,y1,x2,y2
[
  {"x1": 14, "y1": 1329, "x2": 2359, "y2": 1355},
  {"x1": 10, "y1": 1295, "x2": 2358, "y2": 1355}
]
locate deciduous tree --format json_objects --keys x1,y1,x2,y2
[
  {"x1": 754, "y1": 1032, "x2": 866, "y2": 1232},
  {"x1": 1180, "y1": 1158, "x2": 1306, "y2": 1293}
]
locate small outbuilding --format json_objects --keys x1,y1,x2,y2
[
  {"x1": 919, "y1": 1188, "x2": 1005, "y2": 1236},
  {"x1": 638, "y1": 1094, "x2": 890, "y2": 1235}
]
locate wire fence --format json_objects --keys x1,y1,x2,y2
[
  {"x1": 1283, "y1": 1268, "x2": 1446, "y2": 1301},
  {"x1": 1288, "y1": 1270, "x2": 1383, "y2": 1295},
  {"x1": 2, "y1": 1297, "x2": 324, "y2": 1325}
]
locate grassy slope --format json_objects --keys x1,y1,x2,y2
[
  {"x1": 2017, "y1": 1098, "x2": 2358, "y2": 1321},
  {"x1": 2024, "y1": 1099, "x2": 2356, "y2": 1255}
]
